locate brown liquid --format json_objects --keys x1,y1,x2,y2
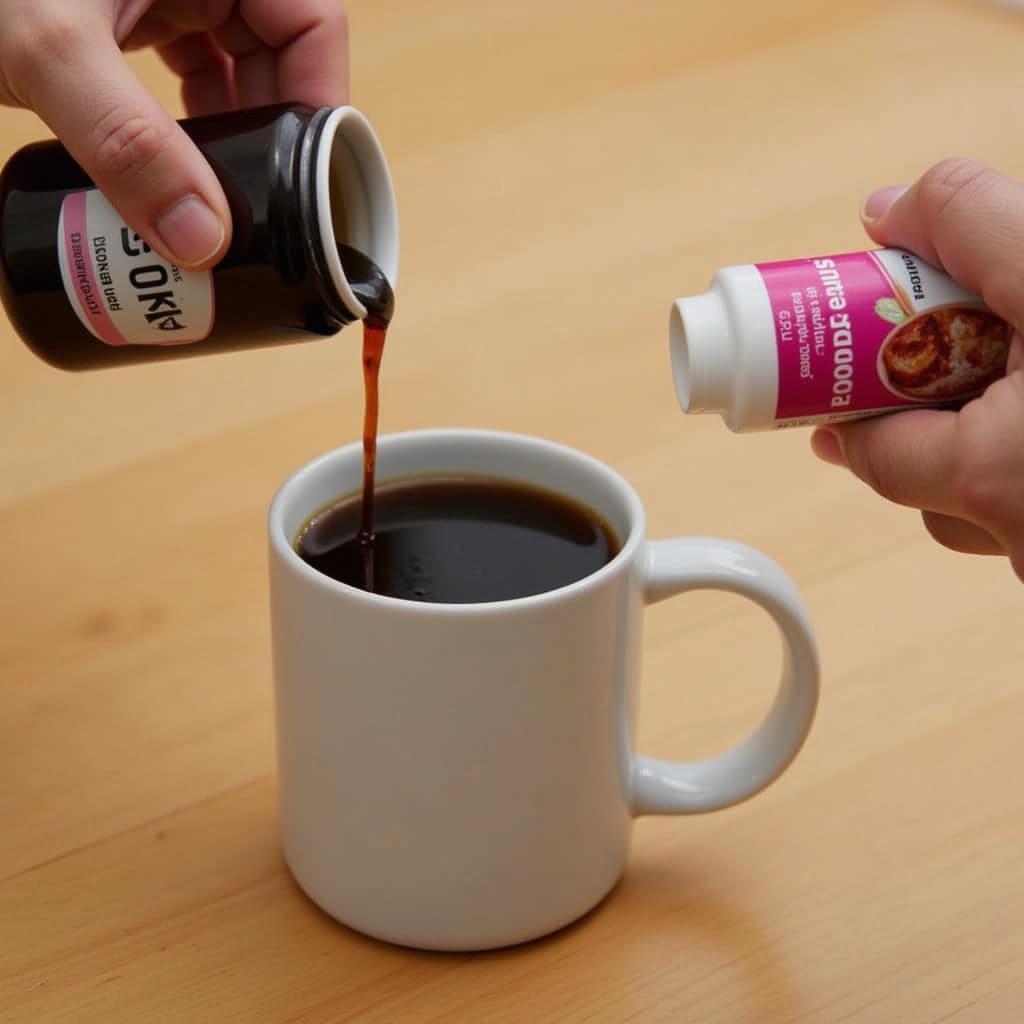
[
  {"x1": 335, "y1": 244, "x2": 395, "y2": 591},
  {"x1": 304, "y1": 251, "x2": 618, "y2": 604},
  {"x1": 359, "y1": 317, "x2": 387, "y2": 588},
  {"x1": 295, "y1": 477, "x2": 620, "y2": 604}
]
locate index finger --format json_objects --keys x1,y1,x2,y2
[
  {"x1": 821, "y1": 409, "x2": 962, "y2": 515},
  {"x1": 236, "y1": 0, "x2": 349, "y2": 106}
]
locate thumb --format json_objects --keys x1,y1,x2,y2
[
  {"x1": 19, "y1": 32, "x2": 230, "y2": 269},
  {"x1": 859, "y1": 158, "x2": 1024, "y2": 332}
]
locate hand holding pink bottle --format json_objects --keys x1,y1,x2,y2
[{"x1": 812, "y1": 160, "x2": 1024, "y2": 581}]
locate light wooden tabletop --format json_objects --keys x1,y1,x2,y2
[{"x1": 3, "y1": 1, "x2": 1024, "y2": 1021}]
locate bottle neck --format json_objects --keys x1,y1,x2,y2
[
  {"x1": 299, "y1": 106, "x2": 399, "y2": 329},
  {"x1": 670, "y1": 292, "x2": 734, "y2": 414}
]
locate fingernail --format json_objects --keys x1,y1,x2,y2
[
  {"x1": 811, "y1": 428, "x2": 848, "y2": 467},
  {"x1": 155, "y1": 195, "x2": 225, "y2": 268},
  {"x1": 860, "y1": 186, "x2": 908, "y2": 224}
]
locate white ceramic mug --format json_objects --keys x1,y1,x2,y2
[{"x1": 268, "y1": 429, "x2": 819, "y2": 951}]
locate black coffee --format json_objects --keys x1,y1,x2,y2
[{"x1": 295, "y1": 476, "x2": 620, "y2": 603}]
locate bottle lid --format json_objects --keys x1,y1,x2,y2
[{"x1": 670, "y1": 291, "x2": 734, "y2": 414}]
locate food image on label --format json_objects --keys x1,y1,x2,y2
[
  {"x1": 57, "y1": 190, "x2": 214, "y2": 346},
  {"x1": 877, "y1": 305, "x2": 1009, "y2": 401},
  {"x1": 756, "y1": 249, "x2": 1011, "y2": 425}
]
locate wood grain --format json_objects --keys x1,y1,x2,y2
[{"x1": 2, "y1": 1, "x2": 1023, "y2": 1020}]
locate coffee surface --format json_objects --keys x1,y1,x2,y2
[{"x1": 295, "y1": 477, "x2": 619, "y2": 603}]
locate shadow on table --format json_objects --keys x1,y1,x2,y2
[{"x1": 288, "y1": 846, "x2": 800, "y2": 1019}]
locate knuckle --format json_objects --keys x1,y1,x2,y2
[
  {"x1": 916, "y1": 158, "x2": 1000, "y2": 225},
  {"x1": 952, "y1": 464, "x2": 1005, "y2": 525},
  {"x1": 90, "y1": 112, "x2": 169, "y2": 183},
  {"x1": 950, "y1": 376, "x2": 1024, "y2": 533},
  {"x1": 950, "y1": 422, "x2": 1006, "y2": 526}
]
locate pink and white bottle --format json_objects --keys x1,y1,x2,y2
[{"x1": 670, "y1": 248, "x2": 1011, "y2": 431}]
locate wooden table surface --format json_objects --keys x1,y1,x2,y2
[{"x1": 3, "y1": 1, "x2": 1024, "y2": 1020}]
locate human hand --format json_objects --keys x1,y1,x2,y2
[
  {"x1": 0, "y1": 1, "x2": 349, "y2": 269},
  {"x1": 811, "y1": 159, "x2": 1024, "y2": 581}
]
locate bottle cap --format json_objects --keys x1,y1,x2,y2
[{"x1": 670, "y1": 291, "x2": 734, "y2": 414}]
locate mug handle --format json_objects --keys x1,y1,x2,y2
[{"x1": 630, "y1": 538, "x2": 820, "y2": 815}]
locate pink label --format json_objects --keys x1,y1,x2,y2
[
  {"x1": 60, "y1": 191, "x2": 128, "y2": 346},
  {"x1": 57, "y1": 189, "x2": 214, "y2": 346},
  {"x1": 757, "y1": 251, "x2": 1010, "y2": 424}
]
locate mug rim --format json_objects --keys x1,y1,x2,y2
[{"x1": 268, "y1": 428, "x2": 647, "y2": 615}]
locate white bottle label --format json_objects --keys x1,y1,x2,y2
[{"x1": 57, "y1": 190, "x2": 214, "y2": 346}]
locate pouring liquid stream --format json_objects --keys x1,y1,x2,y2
[
  {"x1": 359, "y1": 317, "x2": 387, "y2": 590},
  {"x1": 336, "y1": 243, "x2": 396, "y2": 593}
]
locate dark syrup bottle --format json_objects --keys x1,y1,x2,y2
[{"x1": 0, "y1": 103, "x2": 398, "y2": 369}]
